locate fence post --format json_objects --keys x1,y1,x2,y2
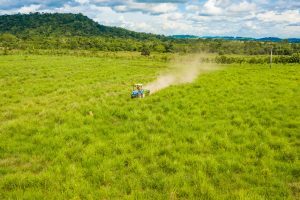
[{"x1": 270, "y1": 47, "x2": 273, "y2": 68}]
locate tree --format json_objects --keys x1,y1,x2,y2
[
  {"x1": 0, "y1": 33, "x2": 17, "y2": 55},
  {"x1": 141, "y1": 45, "x2": 150, "y2": 56},
  {"x1": 164, "y1": 42, "x2": 174, "y2": 53},
  {"x1": 154, "y1": 44, "x2": 166, "y2": 52}
]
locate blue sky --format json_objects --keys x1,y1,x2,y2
[{"x1": 0, "y1": 0, "x2": 300, "y2": 37}]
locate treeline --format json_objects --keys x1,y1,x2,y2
[
  {"x1": 0, "y1": 34, "x2": 171, "y2": 52},
  {"x1": 215, "y1": 54, "x2": 300, "y2": 64},
  {"x1": 0, "y1": 49, "x2": 173, "y2": 62},
  {"x1": 181, "y1": 54, "x2": 300, "y2": 64},
  {"x1": 2, "y1": 48, "x2": 299, "y2": 64},
  {"x1": 1, "y1": 33, "x2": 300, "y2": 56}
]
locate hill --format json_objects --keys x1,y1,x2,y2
[
  {"x1": 171, "y1": 35, "x2": 300, "y2": 43},
  {"x1": 0, "y1": 13, "x2": 299, "y2": 55},
  {"x1": 170, "y1": 35, "x2": 199, "y2": 39},
  {"x1": 0, "y1": 12, "x2": 165, "y2": 40}
]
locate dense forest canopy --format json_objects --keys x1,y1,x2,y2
[
  {"x1": 0, "y1": 13, "x2": 299, "y2": 56},
  {"x1": 0, "y1": 12, "x2": 165, "y2": 40}
]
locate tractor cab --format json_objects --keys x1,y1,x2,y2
[{"x1": 131, "y1": 84, "x2": 150, "y2": 98}]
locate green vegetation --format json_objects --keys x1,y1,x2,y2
[
  {"x1": 1, "y1": 13, "x2": 300, "y2": 56},
  {"x1": 0, "y1": 53, "x2": 299, "y2": 199},
  {"x1": 214, "y1": 54, "x2": 300, "y2": 64},
  {"x1": 0, "y1": 13, "x2": 165, "y2": 39},
  {"x1": 0, "y1": 11, "x2": 299, "y2": 200},
  {"x1": 2, "y1": 49, "x2": 299, "y2": 64}
]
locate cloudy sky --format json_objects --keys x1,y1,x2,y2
[{"x1": 0, "y1": 0, "x2": 300, "y2": 38}]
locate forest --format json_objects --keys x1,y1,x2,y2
[{"x1": 0, "y1": 13, "x2": 300, "y2": 59}]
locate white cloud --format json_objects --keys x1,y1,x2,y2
[
  {"x1": 164, "y1": 12, "x2": 183, "y2": 20},
  {"x1": 201, "y1": 0, "x2": 223, "y2": 16},
  {"x1": 257, "y1": 10, "x2": 300, "y2": 23},
  {"x1": 75, "y1": 0, "x2": 90, "y2": 4},
  {"x1": 113, "y1": 5, "x2": 127, "y2": 12},
  {"x1": 151, "y1": 3, "x2": 177, "y2": 13},
  {"x1": 112, "y1": 1, "x2": 178, "y2": 15},
  {"x1": 18, "y1": 4, "x2": 41, "y2": 13},
  {"x1": 186, "y1": 5, "x2": 199, "y2": 12},
  {"x1": 244, "y1": 21, "x2": 257, "y2": 30},
  {"x1": 228, "y1": 1, "x2": 256, "y2": 13}
]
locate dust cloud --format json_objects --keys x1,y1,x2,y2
[{"x1": 145, "y1": 55, "x2": 219, "y2": 94}]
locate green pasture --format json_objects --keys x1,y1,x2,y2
[{"x1": 0, "y1": 54, "x2": 299, "y2": 199}]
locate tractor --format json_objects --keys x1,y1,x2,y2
[{"x1": 131, "y1": 84, "x2": 150, "y2": 98}]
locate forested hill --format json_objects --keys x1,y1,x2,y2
[
  {"x1": 1, "y1": 12, "x2": 299, "y2": 55},
  {"x1": 0, "y1": 13, "x2": 165, "y2": 40},
  {"x1": 171, "y1": 35, "x2": 300, "y2": 43}
]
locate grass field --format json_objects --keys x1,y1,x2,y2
[{"x1": 0, "y1": 54, "x2": 299, "y2": 199}]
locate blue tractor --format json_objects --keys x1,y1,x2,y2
[{"x1": 131, "y1": 84, "x2": 150, "y2": 98}]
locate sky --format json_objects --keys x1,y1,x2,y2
[{"x1": 0, "y1": 0, "x2": 300, "y2": 38}]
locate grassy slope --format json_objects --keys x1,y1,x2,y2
[{"x1": 0, "y1": 55, "x2": 299, "y2": 199}]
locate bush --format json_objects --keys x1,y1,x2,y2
[{"x1": 141, "y1": 46, "x2": 150, "y2": 56}]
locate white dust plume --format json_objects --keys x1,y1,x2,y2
[{"x1": 145, "y1": 56, "x2": 219, "y2": 94}]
